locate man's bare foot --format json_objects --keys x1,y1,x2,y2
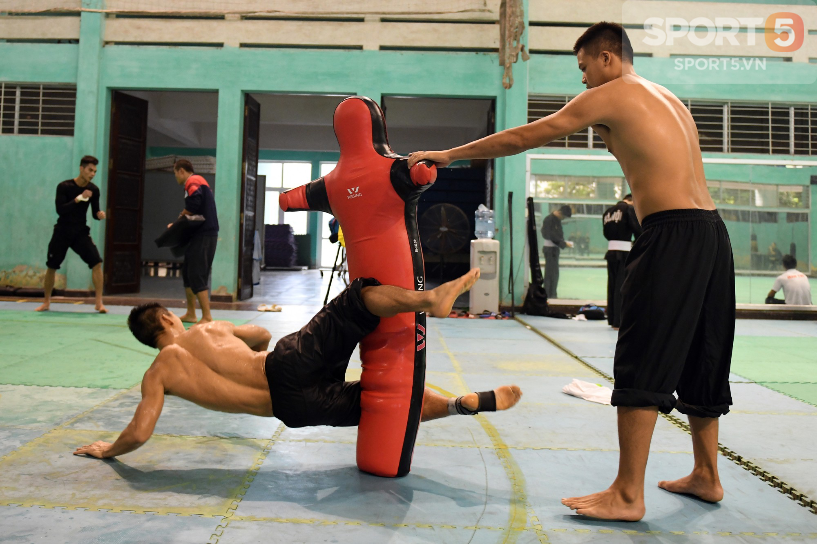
[
  {"x1": 179, "y1": 313, "x2": 197, "y2": 323},
  {"x1": 658, "y1": 472, "x2": 723, "y2": 503},
  {"x1": 561, "y1": 487, "x2": 645, "y2": 522},
  {"x1": 196, "y1": 316, "x2": 213, "y2": 325},
  {"x1": 461, "y1": 385, "x2": 522, "y2": 411},
  {"x1": 35, "y1": 302, "x2": 50, "y2": 312},
  {"x1": 428, "y1": 268, "x2": 480, "y2": 318},
  {"x1": 95, "y1": 304, "x2": 108, "y2": 314}
]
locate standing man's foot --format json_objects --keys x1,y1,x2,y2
[
  {"x1": 428, "y1": 268, "x2": 480, "y2": 318},
  {"x1": 561, "y1": 487, "x2": 646, "y2": 521},
  {"x1": 460, "y1": 385, "x2": 522, "y2": 411},
  {"x1": 95, "y1": 303, "x2": 108, "y2": 314},
  {"x1": 179, "y1": 313, "x2": 197, "y2": 323},
  {"x1": 196, "y1": 316, "x2": 213, "y2": 325},
  {"x1": 658, "y1": 473, "x2": 723, "y2": 503},
  {"x1": 35, "y1": 303, "x2": 50, "y2": 312}
]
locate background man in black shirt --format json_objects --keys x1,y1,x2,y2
[
  {"x1": 540, "y1": 205, "x2": 574, "y2": 299},
  {"x1": 602, "y1": 193, "x2": 642, "y2": 329},
  {"x1": 36, "y1": 155, "x2": 107, "y2": 313},
  {"x1": 171, "y1": 159, "x2": 219, "y2": 324}
]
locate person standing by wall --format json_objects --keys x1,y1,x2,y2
[
  {"x1": 172, "y1": 159, "x2": 219, "y2": 323},
  {"x1": 36, "y1": 156, "x2": 107, "y2": 313},
  {"x1": 540, "y1": 205, "x2": 574, "y2": 299},
  {"x1": 766, "y1": 254, "x2": 812, "y2": 305},
  {"x1": 602, "y1": 193, "x2": 642, "y2": 328}
]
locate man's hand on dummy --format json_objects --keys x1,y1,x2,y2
[
  {"x1": 408, "y1": 150, "x2": 452, "y2": 169},
  {"x1": 74, "y1": 441, "x2": 113, "y2": 459}
]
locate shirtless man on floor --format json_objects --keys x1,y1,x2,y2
[
  {"x1": 74, "y1": 269, "x2": 522, "y2": 460},
  {"x1": 409, "y1": 22, "x2": 734, "y2": 521}
]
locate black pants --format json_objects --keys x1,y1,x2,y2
[
  {"x1": 542, "y1": 246, "x2": 560, "y2": 299},
  {"x1": 182, "y1": 235, "x2": 217, "y2": 294},
  {"x1": 605, "y1": 250, "x2": 628, "y2": 328},
  {"x1": 266, "y1": 278, "x2": 381, "y2": 428},
  {"x1": 612, "y1": 210, "x2": 735, "y2": 418},
  {"x1": 46, "y1": 225, "x2": 102, "y2": 270}
]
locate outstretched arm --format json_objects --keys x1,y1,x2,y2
[
  {"x1": 74, "y1": 368, "x2": 165, "y2": 458},
  {"x1": 233, "y1": 324, "x2": 273, "y2": 352},
  {"x1": 408, "y1": 85, "x2": 613, "y2": 168}
]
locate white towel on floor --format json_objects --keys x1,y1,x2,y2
[{"x1": 562, "y1": 379, "x2": 613, "y2": 405}]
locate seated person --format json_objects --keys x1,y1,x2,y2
[
  {"x1": 74, "y1": 269, "x2": 522, "y2": 459},
  {"x1": 766, "y1": 254, "x2": 813, "y2": 305}
]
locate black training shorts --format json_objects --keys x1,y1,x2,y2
[
  {"x1": 182, "y1": 235, "x2": 217, "y2": 294},
  {"x1": 46, "y1": 225, "x2": 102, "y2": 270},
  {"x1": 266, "y1": 277, "x2": 381, "y2": 428},
  {"x1": 612, "y1": 209, "x2": 735, "y2": 418}
]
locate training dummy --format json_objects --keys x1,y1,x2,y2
[{"x1": 279, "y1": 96, "x2": 436, "y2": 477}]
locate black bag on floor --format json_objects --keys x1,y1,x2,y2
[{"x1": 578, "y1": 304, "x2": 606, "y2": 320}]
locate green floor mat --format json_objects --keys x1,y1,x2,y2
[
  {"x1": 730, "y1": 336, "x2": 817, "y2": 383},
  {"x1": 0, "y1": 310, "x2": 247, "y2": 389},
  {"x1": 759, "y1": 383, "x2": 817, "y2": 407}
]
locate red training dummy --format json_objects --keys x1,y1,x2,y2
[{"x1": 279, "y1": 96, "x2": 436, "y2": 477}]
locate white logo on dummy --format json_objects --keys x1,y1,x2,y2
[{"x1": 347, "y1": 187, "x2": 362, "y2": 200}]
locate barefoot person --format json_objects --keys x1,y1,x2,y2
[
  {"x1": 74, "y1": 269, "x2": 522, "y2": 459},
  {"x1": 172, "y1": 159, "x2": 219, "y2": 324},
  {"x1": 36, "y1": 155, "x2": 107, "y2": 314},
  {"x1": 408, "y1": 22, "x2": 734, "y2": 521}
]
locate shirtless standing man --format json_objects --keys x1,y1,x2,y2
[
  {"x1": 408, "y1": 22, "x2": 735, "y2": 521},
  {"x1": 74, "y1": 269, "x2": 522, "y2": 460}
]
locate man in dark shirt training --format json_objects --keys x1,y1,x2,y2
[
  {"x1": 540, "y1": 205, "x2": 574, "y2": 299},
  {"x1": 36, "y1": 155, "x2": 107, "y2": 313},
  {"x1": 409, "y1": 22, "x2": 735, "y2": 521},
  {"x1": 602, "y1": 193, "x2": 642, "y2": 329},
  {"x1": 171, "y1": 159, "x2": 219, "y2": 324}
]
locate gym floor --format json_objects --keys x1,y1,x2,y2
[{"x1": 0, "y1": 291, "x2": 816, "y2": 542}]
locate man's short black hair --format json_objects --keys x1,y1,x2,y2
[
  {"x1": 174, "y1": 159, "x2": 195, "y2": 174},
  {"x1": 573, "y1": 22, "x2": 634, "y2": 64},
  {"x1": 128, "y1": 303, "x2": 170, "y2": 349},
  {"x1": 782, "y1": 254, "x2": 797, "y2": 270},
  {"x1": 623, "y1": 193, "x2": 633, "y2": 201},
  {"x1": 80, "y1": 155, "x2": 99, "y2": 168},
  {"x1": 559, "y1": 205, "x2": 573, "y2": 218}
]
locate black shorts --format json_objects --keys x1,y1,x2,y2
[
  {"x1": 182, "y1": 235, "x2": 217, "y2": 294},
  {"x1": 612, "y1": 209, "x2": 735, "y2": 418},
  {"x1": 46, "y1": 226, "x2": 102, "y2": 270},
  {"x1": 265, "y1": 277, "x2": 381, "y2": 428}
]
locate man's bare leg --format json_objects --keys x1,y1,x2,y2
[
  {"x1": 421, "y1": 385, "x2": 522, "y2": 421},
  {"x1": 196, "y1": 290, "x2": 213, "y2": 324},
  {"x1": 35, "y1": 268, "x2": 57, "y2": 312},
  {"x1": 92, "y1": 263, "x2": 107, "y2": 313},
  {"x1": 658, "y1": 416, "x2": 723, "y2": 502},
  {"x1": 180, "y1": 288, "x2": 198, "y2": 323},
  {"x1": 361, "y1": 268, "x2": 480, "y2": 318},
  {"x1": 561, "y1": 406, "x2": 657, "y2": 522}
]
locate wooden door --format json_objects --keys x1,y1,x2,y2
[
  {"x1": 238, "y1": 94, "x2": 260, "y2": 300},
  {"x1": 104, "y1": 91, "x2": 148, "y2": 294}
]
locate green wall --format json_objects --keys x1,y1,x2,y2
[{"x1": 2, "y1": 1, "x2": 816, "y2": 301}]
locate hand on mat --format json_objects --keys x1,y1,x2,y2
[
  {"x1": 74, "y1": 441, "x2": 112, "y2": 459},
  {"x1": 408, "y1": 150, "x2": 452, "y2": 169}
]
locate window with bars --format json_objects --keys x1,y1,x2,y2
[
  {"x1": 528, "y1": 95, "x2": 817, "y2": 155},
  {"x1": 0, "y1": 83, "x2": 76, "y2": 136}
]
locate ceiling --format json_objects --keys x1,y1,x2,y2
[{"x1": 124, "y1": 91, "x2": 493, "y2": 155}]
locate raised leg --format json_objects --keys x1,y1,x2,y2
[
  {"x1": 361, "y1": 268, "x2": 480, "y2": 319},
  {"x1": 561, "y1": 406, "x2": 658, "y2": 521},
  {"x1": 421, "y1": 385, "x2": 522, "y2": 422},
  {"x1": 92, "y1": 263, "x2": 107, "y2": 313},
  {"x1": 35, "y1": 268, "x2": 57, "y2": 312},
  {"x1": 180, "y1": 287, "x2": 197, "y2": 323},
  {"x1": 658, "y1": 416, "x2": 723, "y2": 502},
  {"x1": 196, "y1": 290, "x2": 213, "y2": 324}
]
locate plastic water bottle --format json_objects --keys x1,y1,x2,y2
[{"x1": 475, "y1": 205, "x2": 495, "y2": 239}]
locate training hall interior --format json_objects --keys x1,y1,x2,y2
[{"x1": 0, "y1": 0, "x2": 816, "y2": 542}]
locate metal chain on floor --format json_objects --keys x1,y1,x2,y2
[{"x1": 515, "y1": 316, "x2": 817, "y2": 515}]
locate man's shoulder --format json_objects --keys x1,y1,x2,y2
[{"x1": 57, "y1": 179, "x2": 76, "y2": 189}]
